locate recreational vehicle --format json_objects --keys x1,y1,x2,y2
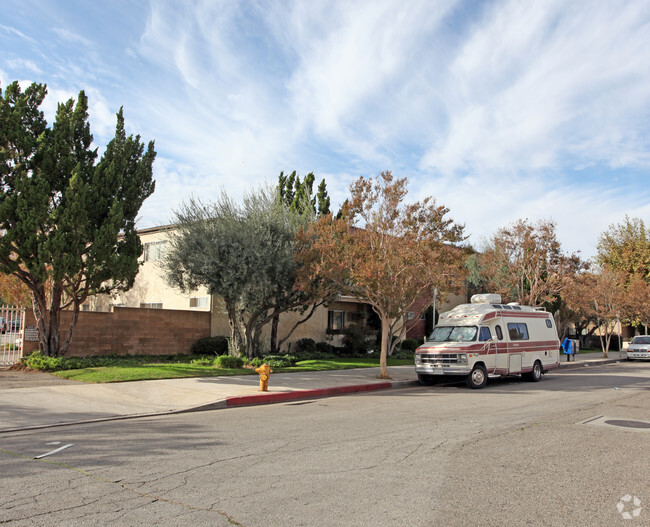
[{"x1": 415, "y1": 294, "x2": 560, "y2": 389}]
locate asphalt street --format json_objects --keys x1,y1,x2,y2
[{"x1": 1, "y1": 361, "x2": 648, "y2": 526}]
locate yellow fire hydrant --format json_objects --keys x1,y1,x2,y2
[{"x1": 254, "y1": 363, "x2": 272, "y2": 391}]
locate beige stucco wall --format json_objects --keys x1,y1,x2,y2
[{"x1": 82, "y1": 226, "x2": 211, "y2": 313}]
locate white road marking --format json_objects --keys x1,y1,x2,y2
[{"x1": 34, "y1": 444, "x2": 74, "y2": 459}]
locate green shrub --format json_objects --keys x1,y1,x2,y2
[
  {"x1": 315, "y1": 341, "x2": 333, "y2": 354},
  {"x1": 391, "y1": 348, "x2": 415, "y2": 360},
  {"x1": 292, "y1": 349, "x2": 337, "y2": 361},
  {"x1": 399, "y1": 339, "x2": 419, "y2": 352},
  {"x1": 294, "y1": 338, "x2": 316, "y2": 354},
  {"x1": 262, "y1": 355, "x2": 297, "y2": 368},
  {"x1": 342, "y1": 324, "x2": 372, "y2": 355},
  {"x1": 248, "y1": 357, "x2": 265, "y2": 368},
  {"x1": 190, "y1": 356, "x2": 216, "y2": 366},
  {"x1": 22, "y1": 351, "x2": 63, "y2": 371},
  {"x1": 215, "y1": 355, "x2": 244, "y2": 369},
  {"x1": 190, "y1": 336, "x2": 229, "y2": 356}
]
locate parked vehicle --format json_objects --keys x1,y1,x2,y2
[
  {"x1": 0, "y1": 317, "x2": 6, "y2": 334},
  {"x1": 626, "y1": 336, "x2": 650, "y2": 360},
  {"x1": 415, "y1": 294, "x2": 560, "y2": 389}
]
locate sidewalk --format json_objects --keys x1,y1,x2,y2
[{"x1": 0, "y1": 351, "x2": 625, "y2": 433}]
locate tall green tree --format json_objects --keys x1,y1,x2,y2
[
  {"x1": 0, "y1": 82, "x2": 156, "y2": 356},
  {"x1": 277, "y1": 171, "x2": 330, "y2": 217},
  {"x1": 597, "y1": 216, "x2": 650, "y2": 281},
  {"x1": 163, "y1": 186, "x2": 321, "y2": 358}
]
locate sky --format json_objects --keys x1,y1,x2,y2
[{"x1": 1, "y1": 0, "x2": 650, "y2": 259}]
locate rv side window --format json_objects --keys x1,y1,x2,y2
[
  {"x1": 479, "y1": 327, "x2": 492, "y2": 341},
  {"x1": 495, "y1": 325, "x2": 503, "y2": 340},
  {"x1": 507, "y1": 322, "x2": 529, "y2": 341},
  {"x1": 545, "y1": 319, "x2": 552, "y2": 328}
]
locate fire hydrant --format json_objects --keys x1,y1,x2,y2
[{"x1": 255, "y1": 363, "x2": 272, "y2": 391}]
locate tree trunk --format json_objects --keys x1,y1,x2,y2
[
  {"x1": 225, "y1": 301, "x2": 244, "y2": 356},
  {"x1": 48, "y1": 283, "x2": 63, "y2": 356},
  {"x1": 60, "y1": 301, "x2": 80, "y2": 356},
  {"x1": 379, "y1": 313, "x2": 390, "y2": 379},
  {"x1": 270, "y1": 312, "x2": 279, "y2": 354},
  {"x1": 31, "y1": 287, "x2": 49, "y2": 356},
  {"x1": 245, "y1": 324, "x2": 255, "y2": 359}
]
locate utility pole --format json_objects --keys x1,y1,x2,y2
[{"x1": 433, "y1": 287, "x2": 437, "y2": 327}]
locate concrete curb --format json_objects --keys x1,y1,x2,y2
[
  {"x1": 226, "y1": 381, "x2": 393, "y2": 407},
  {"x1": 557, "y1": 358, "x2": 624, "y2": 370}
]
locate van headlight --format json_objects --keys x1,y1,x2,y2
[
  {"x1": 414, "y1": 354, "x2": 422, "y2": 365},
  {"x1": 457, "y1": 354, "x2": 468, "y2": 364}
]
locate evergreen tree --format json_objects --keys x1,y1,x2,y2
[
  {"x1": 0, "y1": 82, "x2": 156, "y2": 356},
  {"x1": 316, "y1": 179, "x2": 331, "y2": 216},
  {"x1": 276, "y1": 171, "x2": 330, "y2": 217}
]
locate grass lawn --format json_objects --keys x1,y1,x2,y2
[{"x1": 51, "y1": 357, "x2": 415, "y2": 383}]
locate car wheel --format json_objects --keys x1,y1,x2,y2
[
  {"x1": 418, "y1": 374, "x2": 437, "y2": 386},
  {"x1": 465, "y1": 364, "x2": 487, "y2": 389},
  {"x1": 524, "y1": 361, "x2": 543, "y2": 382}
]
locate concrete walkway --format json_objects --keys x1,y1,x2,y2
[{"x1": 0, "y1": 351, "x2": 626, "y2": 433}]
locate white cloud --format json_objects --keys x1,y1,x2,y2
[
  {"x1": 6, "y1": 58, "x2": 41, "y2": 74},
  {"x1": 0, "y1": 24, "x2": 36, "y2": 44},
  {"x1": 421, "y1": 0, "x2": 650, "y2": 175},
  {"x1": 51, "y1": 27, "x2": 94, "y2": 48}
]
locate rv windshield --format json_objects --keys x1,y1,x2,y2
[{"x1": 428, "y1": 326, "x2": 478, "y2": 342}]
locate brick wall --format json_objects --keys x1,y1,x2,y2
[{"x1": 22, "y1": 307, "x2": 211, "y2": 357}]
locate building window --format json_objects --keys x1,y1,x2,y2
[
  {"x1": 190, "y1": 297, "x2": 209, "y2": 308},
  {"x1": 328, "y1": 310, "x2": 345, "y2": 331},
  {"x1": 143, "y1": 240, "x2": 167, "y2": 262},
  {"x1": 406, "y1": 311, "x2": 415, "y2": 320},
  {"x1": 81, "y1": 304, "x2": 91, "y2": 312},
  {"x1": 140, "y1": 302, "x2": 163, "y2": 309}
]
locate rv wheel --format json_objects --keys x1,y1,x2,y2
[
  {"x1": 524, "y1": 361, "x2": 543, "y2": 382},
  {"x1": 418, "y1": 374, "x2": 437, "y2": 386},
  {"x1": 465, "y1": 365, "x2": 487, "y2": 389}
]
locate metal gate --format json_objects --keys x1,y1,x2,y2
[{"x1": 0, "y1": 305, "x2": 26, "y2": 366}]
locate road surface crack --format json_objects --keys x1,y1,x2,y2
[{"x1": 0, "y1": 448, "x2": 247, "y2": 526}]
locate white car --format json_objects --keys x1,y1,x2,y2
[{"x1": 626, "y1": 336, "x2": 650, "y2": 360}]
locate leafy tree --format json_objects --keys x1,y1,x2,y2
[
  {"x1": 596, "y1": 217, "x2": 650, "y2": 333},
  {"x1": 479, "y1": 219, "x2": 584, "y2": 307},
  {"x1": 0, "y1": 81, "x2": 156, "y2": 356},
  {"x1": 597, "y1": 216, "x2": 650, "y2": 281},
  {"x1": 163, "y1": 187, "x2": 320, "y2": 358},
  {"x1": 564, "y1": 267, "x2": 626, "y2": 356},
  {"x1": 621, "y1": 273, "x2": 650, "y2": 334},
  {"x1": 0, "y1": 272, "x2": 32, "y2": 306},
  {"x1": 296, "y1": 171, "x2": 467, "y2": 379}
]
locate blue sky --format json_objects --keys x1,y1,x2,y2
[{"x1": 2, "y1": 0, "x2": 650, "y2": 259}]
